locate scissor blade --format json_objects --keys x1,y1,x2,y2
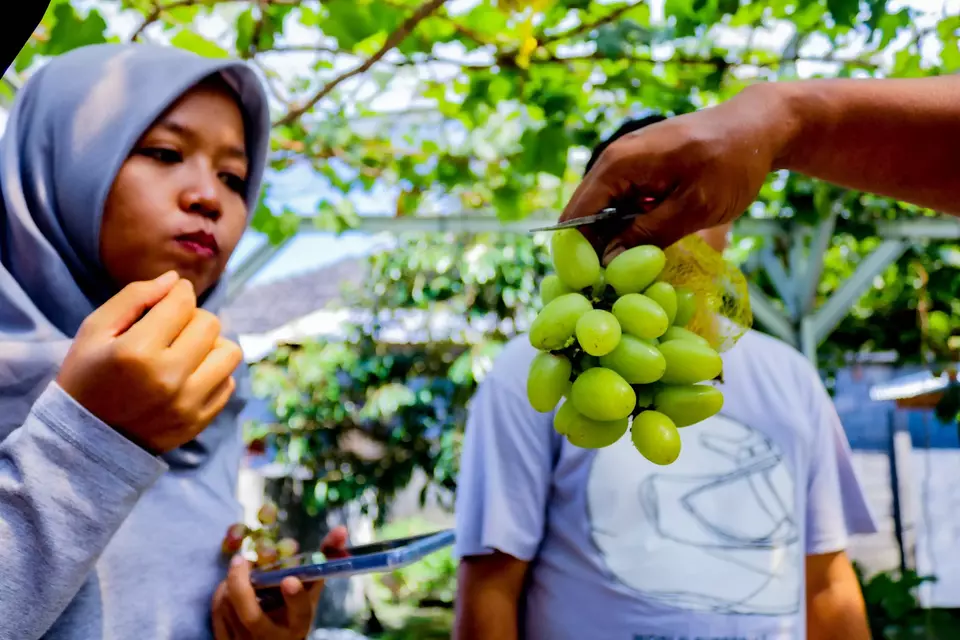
[{"x1": 528, "y1": 208, "x2": 638, "y2": 233}]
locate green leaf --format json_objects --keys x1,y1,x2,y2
[
  {"x1": 827, "y1": 0, "x2": 860, "y2": 27},
  {"x1": 159, "y1": 4, "x2": 202, "y2": 26},
  {"x1": 873, "y1": 9, "x2": 911, "y2": 50},
  {"x1": 235, "y1": 9, "x2": 256, "y2": 52},
  {"x1": 492, "y1": 183, "x2": 524, "y2": 218},
  {"x1": 517, "y1": 123, "x2": 570, "y2": 177},
  {"x1": 937, "y1": 16, "x2": 960, "y2": 71},
  {"x1": 46, "y1": 4, "x2": 108, "y2": 55},
  {"x1": 170, "y1": 30, "x2": 230, "y2": 58},
  {"x1": 317, "y1": 0, "x2": 404, "y2": 49}
]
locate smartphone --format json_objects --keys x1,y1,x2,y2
[{"x1": 251, "y1": 529, "x2": 455, "y2": 610}]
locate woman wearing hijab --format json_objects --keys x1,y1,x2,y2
[{"x1": 0, "y1": 43, "x2": 341, "y2": 639}]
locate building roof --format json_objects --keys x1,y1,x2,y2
[
  {"x1": 222, "y1": 257, "x2": 366, "y2": 335},
  {"x1": 870, "y1": 369, "x2": 956, "y2": 402}
]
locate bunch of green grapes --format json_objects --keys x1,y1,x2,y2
[
  {"x1": 527, "y1": 229, "x2": 725, "y2": 465},
  {"x1": 220, "y1": 500, "x2": 300, "y2": 568}
]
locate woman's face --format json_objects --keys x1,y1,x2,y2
[{"x1": 100, "y1": 80, "x2": 250, "y2": 297}]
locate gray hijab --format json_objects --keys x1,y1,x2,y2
[{"x1": 0, "y1": 43, "x2": 271, "y2": 468}]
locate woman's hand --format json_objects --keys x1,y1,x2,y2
[
  {"x1": 56, "y1": 271, "x2": 243, "y2": 453},
  {"x1": 211, "y1": 526, "x2": 349, "y2": 640},
  {"x1": 559, "y1": 85, "x2": 790, "y2": 260}
]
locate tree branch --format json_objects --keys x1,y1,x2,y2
[
  {"x1": 272, "y1": 0, "x2": 449, "y2": 128},
  {"x1": 382, "y1": 49, "x2": 879, "y2": 71},
  {"x1": 132, "y1": 0, "x2": 206, "y2": 41},
  {"x1": 540, "y1": 1, "x2": 643, "y2": 44},
  {"x1": 131, "y1": 0, "x2": 300, "y2": 42},
  {"x1": 267, "y1": 44, "x2": 344, "y2": 55}
]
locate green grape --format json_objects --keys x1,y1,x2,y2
[
  {"x1": 653, "y1": 384, "x2": 724, "y2": 427},
  {"x1": 605, "y1": 245, "x2": 666, "y2": 295},
  {"x1": 554, "y1": 401, "x2": 628, "y2": 449},
  {"x1": 527, "y1": 352, "x2": 573, "y2": 413},
  {"x1": 551, "y1": 229, "x2": 601, "y2": 290},
  {"x1": 674, "y1": 288, "x2": 697, "y2": 327},
  {"x1": 258, "y1": 502, "x2": 278, "y2": 526},
  {"x1": 540, "y1": 275, "x2": 574, "y2": 305},
  {"x1": 575, "y1": 309, "x2": 621, "y2": 356},
  {"x1": 569, "y1": 367, "x2": 636, "y2": 421},
  {"x1": 631, "y1": 410, "x2": 681, "y2": 465},
  {"x1": 276, "y1": 537, "x2": 300, "y2": 559},
  {"x1": 255, "y1": 540, "x2": 279, "y2": 568},
  {"x1": 611, "y1": 293, "x2": 669, "y2": 340},
  {"x1": 644, "y1": 282, "x2": 677, "y2": 325},
  {"x1": 658, "y1": 340, "x2": 723, "y2": 385},
  {"x1": 660, "y1": 326, "x2": 711, "y2": 347},
  {"x1": 598, "y1": 334, "x2": 666, "y2": 384},
  {"x1": 591, "y1": 268, "x2": 607, "y2": 299},
  {"x1": 529, "y1": 293, "x2": 593, "y2": 350}
]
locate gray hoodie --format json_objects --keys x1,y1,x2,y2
[{"x1": 0, "y1": 43, "x2": 270, "y2": 639}]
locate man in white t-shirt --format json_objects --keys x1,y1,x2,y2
[{"x1": 452, "y1": 117, "x2": 878, "y2": 640}]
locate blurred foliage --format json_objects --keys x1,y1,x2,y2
[
  {"x1": 853, "y1": 563, "x2": 960, "y2": 640},
  {"x1": 370, "y1": 518, "x2": 456, "y2": 608},
  {"x1": 247, "y1": 232, "x2": 551, "y2": 519},
  {"x1": 18, "y1": 0, "x2": 960, "y2": 519}
]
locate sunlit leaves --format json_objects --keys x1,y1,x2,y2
[
  {"x1": 170, "y1": 30, "x2": 230, "y2": 58},
  {"x1": 317, "y1": 0, "x2": 406, "y2": 49}
]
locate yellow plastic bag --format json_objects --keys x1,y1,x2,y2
[{"x1": 658, "y1": 234, "x2": 753, "y2": 353}]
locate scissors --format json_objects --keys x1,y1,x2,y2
[{"x1": 528, "y1": 197, "x2": 659, "y2": 233}]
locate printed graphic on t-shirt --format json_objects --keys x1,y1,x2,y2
[{"x1": 587, "y1": 414, "x2": 801, "y2": 616}]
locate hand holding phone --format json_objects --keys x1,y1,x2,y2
[
  {"x1": 212, "y1": 526, "x2": 349, "y2": 638},
  {"x1": 250, "y1": 529, "x2": 455, "y2": 610}
]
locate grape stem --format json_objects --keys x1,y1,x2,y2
[{"x1": 554, "y1": 342, "x2": 590, "y2": 378}]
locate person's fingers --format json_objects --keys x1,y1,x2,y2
[
  {"x1": 559, "y1": 169, "x2": 619, "y2": 230},
  {"x1": 225, "y1": 555, "x2": 277, "y2": 637},
  {"x1": 122, "y1": 278, "x2": 197, "y2": 348},
  {"x1": 211, "y1": 583, "x2": 232, "y2": 640},
  {"x1": 600, "y1": 197, "x2": 689, "y2": 263},
  {"x1": 224, "y1": 606, "x2": 250, "y2": 640},
  {"x1": 320, "y1": 526, "x2": 350, "y2": 558},
  {"x1": 212, "y1": 614, "x2": 231, "y2": 640},
  {"x1": 84, "y1": 270, "x2": 180, "y2": 336},
  {"x1": 184, "y1": 337, "x2": 243, "y2": 407},
  {"x1": 167, "y1": 309, "x2": 222, "y2": 376},
  {"x1": 305, "y1": 578, "x2": 325, "y2": 608},
  {"x1": 279, "y1": 577, "x2": 315, "y2": 636},
  {"x1": 197, "y1": 375, "x2": 237, "y2": 426}
]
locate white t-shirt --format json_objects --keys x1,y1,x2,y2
[{"x1": 454, "y1": 330, "x2": 877, "y2": 640}]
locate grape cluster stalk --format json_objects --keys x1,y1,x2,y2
[
  {"x1": 220, "y1": 501, "x2": 302, "y2": 568},
  {"x1": 527, "y1": 229, "x2": 725, "y2": 465}
]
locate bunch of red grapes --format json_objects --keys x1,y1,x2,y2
[{"x1": 220, "y1": 500, "x2": 300, "y2": 568}]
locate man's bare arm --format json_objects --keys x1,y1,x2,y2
[
  {"x1": 771, "y1": 75, "x2": 960, "y2": 215},
  {"x1": 561, "y1": 74, "x2": 960, "y2": 250},
  {"x1": 454, "y1": 552, "x2": 530, "y2": 640},
  {"x1": 806, "y1": 550, "x2": 871, "y2": 640}
]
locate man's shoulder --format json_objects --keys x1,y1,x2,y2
[
  {"x1": 729, "y1": 329, "x2": 816, "y2": 374},
  {"x1": 722, "y1": 329, "x2": 825, "y2": 411},
  {"x1": 485, "y1": 334, "x2": 538, "y2": 386}
]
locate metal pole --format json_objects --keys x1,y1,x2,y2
[{"x1": 887, "y1": 408, "x2": 908, "y2": 575}]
